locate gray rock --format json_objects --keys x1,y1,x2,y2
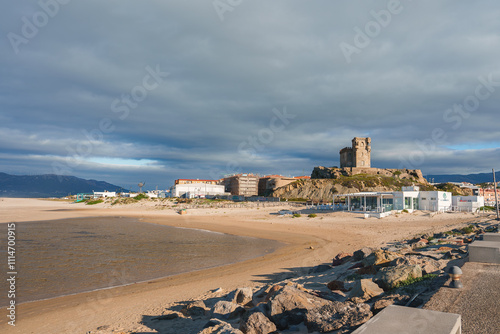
[
  {"x1": 200, "y1": 318, "x2": 244, "y2": 334},
  {"x1": 239, "y1": 312, "x2": 277, "y2": 334},
  {"x1": 353, "y1": 247, "x2": 373, "y2": 261},
  {"x1": 305, "y1": 301, "x2": 372, "y2": 332},
  {"x1": 392, "y1": 255, "x2": 445, "y2": 275},
  {"x1": 267, "y1": 285, "x2": 331, "y2": 330},
  {"x1": 348, "y1": 279, "x2": 384, "y2": 302},
  {"x1": 227, "y1": 287, "x2": 254, "y2": 306},
  {"x1": 362, "y1": 250, "x2": 401, "y2": 267},
  {"x1": 182, "y1": 300, "x2": 208, "y2": 317},
  {"x1": 212, "y1": 301, "x2": 246, "y2": 320},
  {"x1": 375, "y1": 265, "x2": 422, "y2": 290}
]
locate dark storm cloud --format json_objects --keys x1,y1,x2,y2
[{"x1": 1, "y1": 0, "x2": 499, "y2": 189}]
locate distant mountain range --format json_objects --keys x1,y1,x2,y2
[
  {"x1": 0, "y1": 173, "x2": 127, "y2": 198},
  {"x1": 426, "y1": 171, "x2": 500, "y2": 184}
]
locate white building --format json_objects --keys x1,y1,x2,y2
[
  {"x1": 170, "y1": 183, "x2": 227, "y2": 198},
  {"x1": 452, "y1": 195, "x2": 485, "y2": 212},
  {"x1": 418, "y1": 191, "x2": 453, "y2": 212},
  {"x1": 93, "y1": 191, "x2": 117, "y2": 198},
  {"x1": 335, "y1": 186, "x2": 453, "y2": 213}
]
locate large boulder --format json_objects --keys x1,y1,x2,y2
[
  {"x1": 227, "y1": 287, "x2": 254, "y2": 306},
  {"x1": 211, "y1": 301, "x2": 246, "y2": 320},
  {"x1": 199, "y1": 319, "x2": 244, "y2": 334},
  {"x1": 305, "y1": 301, "x2": 372, "y2": 332},
  {"x1": 362, "y1": 250, "x2": 401, "y2": 267},
  {"x1": 392, "y1": 256, "x2": 445, "y2": 275},
  {"x1": 182, "y1": 300, "x2": 208, "y2": 317},
  {"x1": 375, "y1": 265, "x2": 422, "y2": 290},
  {"x1": 267, "y1": 285, "x2": 331, "y2": 330},
  {"x1": 239, "y1": 312, "x2": 277, "y2": 334},
  {"x1": 353, "y1": 247, "x2": 374, "y2": 261},
  {"x1": 348, "y1": 279, "x2": 384, "y2": 302},
  {"x1": 332, "y1": 252, "x2": 352, "y2": 266}
]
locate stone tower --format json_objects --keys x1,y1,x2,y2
[{"x1": 340, "y1": 137, "x2": 371, "y2": 168}]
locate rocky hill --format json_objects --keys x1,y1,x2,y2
[
  {"x1": 271, "y1": 167, "x2": 477, "y2": 201},
  {"x1": 272, "y1": 175, "x2": 475, "y2": 201},
  {"x1": 0, "y1": 172, "x2": 127, "y2": 198}
]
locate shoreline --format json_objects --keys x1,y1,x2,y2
[
  {"x1": 0, "y1": 216, "x2": 285, "y2": 308},
  {"x1": 0, "y1": 198, "x2": 486, "y2": 333}
]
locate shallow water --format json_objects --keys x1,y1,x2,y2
[{"x1": 0, "y1": 217, "x2": 282, "y2": 306}]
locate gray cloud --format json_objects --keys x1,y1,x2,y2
[{"x1": 1, "y1": 0, "x2": 499, "y2": 189}]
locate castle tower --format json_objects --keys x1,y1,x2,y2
[
  {"x1": 340, "y1": 137, "x2": 371, "y2": 168},
  {"x1": 352, "y1": 137, "x2": 371, "y2": 168}
]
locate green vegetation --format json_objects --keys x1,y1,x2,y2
[
  {"x1": 480, "y1": 206, "x2": 496, "y2": 211},
  {"x1": 133, "y1": 193, "x2": 149, "y2": 201},
  {"x1": 460, "y1": 225, "x2": 476, "y2": 234},
  {"x1": 435, "y1": 183, "x2": 464, "y2": 196},
  {"x1": 308, "y1": 213, "x2": 317, "y2": 218},
  {"x1": 393, "y1": 274, "x2": 438, "y2": 289},
  {"x1": 393, "y1": 171, "x2": 402, "y2": 176},
  {"x1": 86, "y1": 199, "x2": 103, "y2": 205},
  {"x1": 402, "y1": 209, "x2": 409, "y2": 213},
  {"x1": 331, "y1": 173, "x2": 419, "y2": 191},
  {"x1": 282, "y1": 198, "x2": 309, "y2": 202},
  {"x1": 292, "y1": 213, "x2": 302, "y2": 218}
]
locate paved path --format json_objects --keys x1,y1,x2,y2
[{"x1": 424, "y1": 261, "x2": 500, "y2": 334}]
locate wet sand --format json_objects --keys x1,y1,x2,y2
[
  {"x1": 0, "y1": 217, "x2": 282, "y2": 307},
  {"x1": 0, "y1": 198, "x2": 482, "y2": 333}
]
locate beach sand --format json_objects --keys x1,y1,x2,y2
[{"x1": 0, "y1": 198, "x2": 482, "y2": 333}]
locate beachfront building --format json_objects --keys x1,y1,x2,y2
[
  {"x1": 334, "y1": 186, "x2": 454, "y2": 213},
  {"x1": 418, "y1": 191, "x2": 453, "y2": 212},
  {"x1": 452, "y1": 195, "x2": 485, "y2": 212},
  {"x1": 93, "y1": 191, "x2": 117, "y2": 198},
  {"x1": 170, "y1": 183, "x2": 226, "y2": 198},
  {"x1": 222, "y1": 174, "x2": 259, "y2": 197}
]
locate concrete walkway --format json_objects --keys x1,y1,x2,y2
[{"x1": 424, "y1": 261, "x2": 500, "y2": 334}]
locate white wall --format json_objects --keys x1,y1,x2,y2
[
  {"x1": 452, "y1": 196, "x2": 485, "y2": 211},
  {"x1": 172, "y1": 184, "x2": 226, "y2": 198},
  {"x1": 419, "y1": 191, "x2": 452, "y2": 211}
]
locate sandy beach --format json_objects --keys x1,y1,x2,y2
[{"x1": 0, "y1": 198, "x2": 484, "y2": 333}]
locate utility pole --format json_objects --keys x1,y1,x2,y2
[{"x1": 493, "y1": 169, "x2": 499, "y2": 221}]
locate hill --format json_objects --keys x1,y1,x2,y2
[
  {"x1": 0, "y1": 173, "x2": 127, "y2": 198},
  {"x1": 426, "y1": 171, "x2": 499, "y2": 184},
  {"x1": 272, "y1": 173, "x2": 435, "y2": 202},
  {"x1": 271, "y1": 167, "x2": 474, "y2": 201}
]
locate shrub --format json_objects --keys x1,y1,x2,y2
[
  {"x1": 86, "y1": 199, "x2": 103, "y2": 205},
  {"x1": 308, "y1": 213, "x2": 317, "y2": 218},
  {"x1": 393, "y1": 274, "x2": 437, "y2": 289},
  {"x1": 133, "y1": 193, "x2": 149, "y2": 201},
  {"x1": 402, "y1": 209, "x2": 409, "y2": 213},
  {"x1": 292, "y1": 213, "x2": 302, "y2": 218}
]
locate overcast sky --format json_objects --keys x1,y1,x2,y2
[{"x1": 1, "y1": 1, "x2": 499, "y2": 190}]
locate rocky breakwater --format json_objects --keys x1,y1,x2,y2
[{"x1": 101, "y1": 222, "x2": 496, "y2": 334}]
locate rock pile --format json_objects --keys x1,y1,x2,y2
[{"x1": 115, "y1": 221, "x2": 495, "y2": 334}]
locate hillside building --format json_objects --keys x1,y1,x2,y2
[{"x1": 340, "y1": 137, "x2": 371, "y2": 168}]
